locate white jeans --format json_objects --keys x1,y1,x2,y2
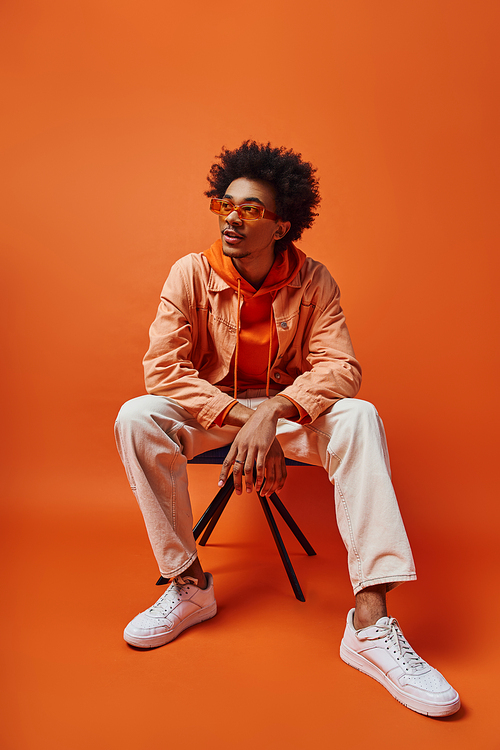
[{"x1": 115, "y1": 393, "x2": 416, "y2": 594}]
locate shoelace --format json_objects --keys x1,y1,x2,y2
[
  {"x1": 168, "y1": 575, "x2": 198, "y2": 587},
  {"x1": 365, "y1": 618, "x2": 429, "y2": 674},
  {"x1": 148, "y1": 576, "x2": 198, "y2": 616}
]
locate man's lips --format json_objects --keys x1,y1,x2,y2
[
  {"x1": 223, "y1": 229, "x2": 245, "y2": 239},
  {"x1": 222, "y1": 228, "x2": 245, "y2": 246}
]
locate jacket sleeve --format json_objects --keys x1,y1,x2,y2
[
  {"x1": 278, "y1": 268, "x2": 362, "y2": 423},
  {"x1": 143, "y1": 260, "x2": 235, "y2": 429}
]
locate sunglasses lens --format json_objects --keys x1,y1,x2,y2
[
  {"x1": 209, "y1": 198, "x2": 263, "y2": 220},
  {"x1": 218, "y1": 200, "x2": 234, "y2": 215},
  {"x1": 239, "y1": 205, "x2": 262, "y2": 219},
  {"x1": 210, "y1": 198, "x2": 233, "y2": 215}
]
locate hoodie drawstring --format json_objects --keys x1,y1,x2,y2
[
  {"x1": 265, "y1": 307, "x2": 273, "y2": 398},
  {"x1": 234, "y1": 278, "x2": 241, "y2": 399}
]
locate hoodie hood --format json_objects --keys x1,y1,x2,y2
[{"x1": 204, "y1": 239, "x2": 306, "y2": 296}]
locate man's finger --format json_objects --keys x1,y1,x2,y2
[
  {"x1": 243, "y1": 448, "x2": 257, "y2": 493},
  {"x1": 261, "y1": 463, "x2": 276, "y2": 497},
  {"x1": 218, "y1": 449, "x2": 237, "y2": 487},
  {"x1": 261, "y1": 454, "x2": 287, "y2": 496},
  {"x1": 232, "y1": 457, "x2": 245, "y2": 495},
  {"x1": 254, "y1": 457, "x2": 266, "y2": 494}
]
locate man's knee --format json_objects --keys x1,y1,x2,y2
[
  {"x1": 341, "y1": 398, "x2": 379, "y2": 419},
  {"x1": 116, "y1": 394, "x2": 161, "y2": 428},
  {"x1": 333, "y1": 398, "x2": 382, "y2": 436},
  {"x1": 115, "y1": 395, "x2": 183, "y2": 463}
]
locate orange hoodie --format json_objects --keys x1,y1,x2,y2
[
  {"x1": 203, "y1": 239, "x2": 306, "y2": 424},
  {"x1": 144, "y1": 247, "x2": 362, "y2": 429}
]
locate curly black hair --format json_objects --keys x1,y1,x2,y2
[{"x1": 205, "y1": 140, "x2": 320, "y2": 250}]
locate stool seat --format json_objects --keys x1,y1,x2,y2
[{"x1": 188, "y1": 446, "x2": 312, "y2": 468}]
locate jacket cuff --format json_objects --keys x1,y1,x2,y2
[
  {"x1": 279, "y1": 384, "x2": 339, "y2": 424},
  {"x1": 212, "y1": 399, "x2": 238, "y2": 428},
  {"x1": 197, "y1": 390, "x2": 238, "y2": 429},
  {"x1": 279, "y1": 395, "x2": 310, "y2": 424}
]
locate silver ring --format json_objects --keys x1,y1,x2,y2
[{"x1": 234, "y1": 460, "x2": 244, "y2": 464}]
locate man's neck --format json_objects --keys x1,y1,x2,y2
[{"x1": 231, "y1": 250, "x2": 275, "y2": 289}]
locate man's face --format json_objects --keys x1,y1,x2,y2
[{"x1": 218, "y1": 177, "x2": 285, "y2": 262}]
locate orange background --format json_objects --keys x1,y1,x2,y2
[{"x1": 1, "y1": 1, "x2": 499, "y2": 748}]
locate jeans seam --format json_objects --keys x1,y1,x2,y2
[
  {"x1": 169, "y1": 446, "x2": 179, "y2": 531},
  {"x1": 302, "y1": 422, "x2": 332, "y2": 441},
  {"x1": 150, "y1": 414, "x2": 194, "y2": 533},
  {"x1": 302, "y1": 422, "x2": 342, "y2": 465},
  {"x1": 334, "y1": 475, "x2": 363, "y2": 584}
]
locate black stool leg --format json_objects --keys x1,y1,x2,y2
[
  {"x1": 269, "y1": 492, "x2": 316, "y2": 556},
  {"x1": 258, "y1": 492, "x2": 306, "y2": 602},
  {"x1": 193, "y1": 475, "x2": 234, "y2": 541},
  {"x1": 199, "y1": 486, "x2": 233, "y2": 545}
]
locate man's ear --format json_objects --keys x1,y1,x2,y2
[{"x1": 275, "y1": 221, "x2": 291, "y2": 239}]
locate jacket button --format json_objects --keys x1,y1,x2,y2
[
  {"x1": 280, "y1": 322, "x2": 288, "y2": 329},
  {"x1": 274, "y1": 372, "x2": 281, "y2": 380}
]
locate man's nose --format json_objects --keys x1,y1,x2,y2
[{"x1": 226, "y1": 207, "x2": 243, "y2": 223}]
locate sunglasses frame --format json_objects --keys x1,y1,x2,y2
[{"x1": 210, "y1": 197, "x2": 278, "y2": 222}]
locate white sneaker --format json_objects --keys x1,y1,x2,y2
[
  {"x1": 124, "y1": 573, "x2": 217, "y2": 648},
  {"x1": 340, "y1": 609, "x2": 460, "y2": 716}
]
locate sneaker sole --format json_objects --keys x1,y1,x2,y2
[
  {"x1": 124, "y1": 602, "x2": 217, "y2": 649},
  {"x1": 339, "y1": 641, "x2": 461, "y2": 717}
]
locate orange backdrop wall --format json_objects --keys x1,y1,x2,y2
[
  {"x1": 1, "y1": 1, "x2": 499, "y2": 748},
  {"x1": 3, "y1": 0, "x2": 498, "y2": 534}
]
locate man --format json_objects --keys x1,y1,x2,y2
[{"x1": 115, "y1": 141, "x2": 460, "y2": 717}]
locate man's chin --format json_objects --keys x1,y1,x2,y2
[{"x1": 221, "y1": 240, "x2": 249, "y2": 258}]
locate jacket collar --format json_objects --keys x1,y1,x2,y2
[
  {"x1": 207, "y1": 267, "x2": 231, "y2": 292},
  {"x1": 207, "y1": 265, "x2": 303, "y2": 292}
]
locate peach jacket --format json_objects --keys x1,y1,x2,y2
[{"x1": 143, "y1": 249, "x2": 362, "y2": 430}]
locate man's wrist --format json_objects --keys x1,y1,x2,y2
[
  {"x1": 223, "y1": 402, "x2": 254, "y2": 427},
  {"x1": 221, "y1": 395, "x2": 299, "y2": 428},
  {"x1": 255, "y1": 395, "x2": 299, "y2": 421}
]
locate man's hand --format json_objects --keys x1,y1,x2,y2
[{"x1": 218, "y1": 396, "x2": 299, "y2": 497}]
